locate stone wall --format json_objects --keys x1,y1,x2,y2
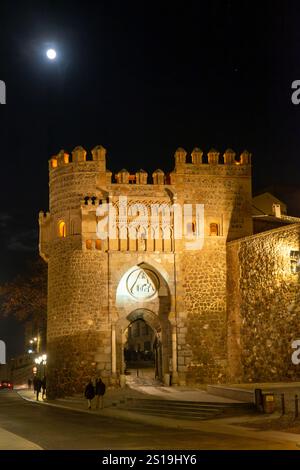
[
  {"x1": 227, "y1": 224, "x2": 300, "y2": 383},
  {"x1": 183, "y1": 239, "x2": 227, "y2": 384},
  {"x1": 171, "y1": 162, "x2": 252, "y2": 384}
]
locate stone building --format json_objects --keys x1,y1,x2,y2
[{"x1": 39, "y1": 145, "x2": 300, "y2": 398}]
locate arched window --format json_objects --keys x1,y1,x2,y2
[
  {"x1": 58, "y1": 221, "x2": 66, "y2": 238},
  {"x1": 210, "y1": 223, "x2": 219, "y2": 236}
]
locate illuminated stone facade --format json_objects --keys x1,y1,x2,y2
[
  {"x1": 227, "y1": 224, "x2": 300, "y2": 383},
  {"x1": 39, "y1": 145, "x2": 300, "y2": 398}
]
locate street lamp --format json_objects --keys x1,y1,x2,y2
[
  {"x1": 41, "y1": 354, "x2": 47, "y2": 376},
  {"x1": 35, "y1": 354, "x2": 47, "y2": 377},
  {"x1": 29, "y1": 337, "x2": 39, "y2": 354}
]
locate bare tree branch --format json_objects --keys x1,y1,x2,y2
[{"x1": 0, "y1": 258, "x2": 47, "y2": 324}]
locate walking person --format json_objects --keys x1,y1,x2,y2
[
  {"x1": 95, "y1": 377, "x2": 106, "y2": 409},
  {"x1": 84, "y1": 379, "x2": 95, "y2": 409},
  {"x1": 28, "y1": 378, "x2": 32, "y2": 390},
  {"x1": 41, "y1": 376, "x2": 46, "y2": 399},
  {"x1": 33, "y1": 375, "x2": 38, "y2": 393},
  {"x1": 36, "y1": 377, "x2": 42, "y2": 401}
]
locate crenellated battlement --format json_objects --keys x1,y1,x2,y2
[
  {"x1": 49, "y1": 145, "x2": 107, "y2": 171},
  {"x1": 174, "y1": 147, "x2": 251, "y2": 167},
  {"x1": 48, "y1": 145, "x2": 251, "y2": 185},
  {"x1": 39, "y1": 210, "x2": 51, "y2": 221}
]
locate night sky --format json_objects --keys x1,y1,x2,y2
[{"x1": 1, "y1": 0, "x2": 300, "y2": 357}]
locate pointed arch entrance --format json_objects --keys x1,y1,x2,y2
[
  {"x1": 123, "y1": 309, "x2": 163, "y2": 382},
  {"x1": 114, "y1": 262, "x2": 177, "y2": 386}
]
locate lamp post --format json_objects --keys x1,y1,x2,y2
[
  {"x1": 28, "y1": 336, "x2": 39, "y2": 354},
  {"x1": 41, "y1": 354, "x2": 47, "y2": 377},
  {"x1": 34, "y1": 356, "x2": 42, "y2": 377},
  {"x1": 34, "y1": 354, "x2": 47, "y2": 378}
]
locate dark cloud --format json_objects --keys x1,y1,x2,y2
[
  {"x1": 7, "y1": 229, "x2": 37, "y2": 252},
  {"x1": 0, "y1": 210, "x2": 38, "y2": 254},
  {"x1": 0, "y1": 213, "x2": 12, "y2": 228}
]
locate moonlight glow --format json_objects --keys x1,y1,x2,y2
[{"x1": 46, "y1": 49, "x2": 57, "y2": 60}]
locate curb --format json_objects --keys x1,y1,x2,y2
[{"x1": 16, "y1": 391, "x2": 109, "y2": 416}]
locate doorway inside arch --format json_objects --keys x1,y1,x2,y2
[{"x1": 124, "y1": 319, "x2": 163, "y2": 384}]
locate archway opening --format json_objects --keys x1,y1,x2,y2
[{"x1": 123, "y1": 318, "x2": 162, "y2": 383}]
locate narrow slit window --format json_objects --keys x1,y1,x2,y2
[{"x1": 58, "y1": 221, "x2": 66, "y2": 238}]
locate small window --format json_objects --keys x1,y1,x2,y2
[
  {"x1": 51, "y1": 159, "x2": 58, "y2": 168},
  {"x1": 95, "y1": 239, "x2": 102, "y2": 250},
  {"x1": 58, "y1": 221, "x2": 66, "y2": 238},
  {"x1": 86, "y1": 240, "x2": 93, "y2": 250},
  {"x1": 291, "y1": 250, "x2": 300, "y2": 273},
  {"x1": 210, "y1": 223, "x2": 219, "y2": 236}
]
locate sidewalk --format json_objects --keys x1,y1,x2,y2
[
  {"x1": 124, "y1": 381, "x2": 244, "y2": 403},
  {"x1": 16, "y1": 386, "x2": 300, "y2": 449},
  {"x1": 0, "y1": 426, "x2": 42, "y2": 450}
]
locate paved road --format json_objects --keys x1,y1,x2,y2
[{"x1": 0, "y1": 390, "x2": 296, "y2": 450}]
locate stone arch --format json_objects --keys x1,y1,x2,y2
[
  {"x1": 114, "y1": 262, "x2": 174, "y2": 383},
  {"x1": 116, "y1": 308, "x2": 165, "y2": 380},
  {"x1": 115, "y1": 261, "x2": 171, "y2": 320},
  {"x1": 118, "y1": 308, "x2": 161, "y2": 333}
]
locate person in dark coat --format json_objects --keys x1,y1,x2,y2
[
  {"x1": 41, "y1": 376, "x2": 46, "y2": 399},
  {"x1": 28, "y1": 378, "x2": 32, "y2": 390},
  {"x1": 95, "y1": 377, "x2": 106, "y2": 409},
  {"x1": 84, "y1": 379, "x2": 95, "y2": 409},
  {"x1": 33, "y1": 375, "x2": 38, "y2": 392},
  {"x1": 36, "y1": 378, "x2": 42, "y2": 401}
]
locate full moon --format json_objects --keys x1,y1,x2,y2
[{"x1": 46, "y1": 49, "x2": 56, "y2": 60}]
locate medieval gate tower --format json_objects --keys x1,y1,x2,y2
[{"x1": 39, "y1": 145, "x2": 252, "y2": 398}]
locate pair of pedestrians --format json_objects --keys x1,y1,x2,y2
[
  {"x1": 33, "y1": 376, "x2": 46, "y2": 401},
  {"x1": 84, "y1": 377, "x2": 106, "y2": 410}
]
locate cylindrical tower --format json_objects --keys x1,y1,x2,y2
[{"x1": 40, "y1": 146, "x2": 111, "y2": 398}]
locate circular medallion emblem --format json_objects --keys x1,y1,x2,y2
[{"x1": 126, "y1": 269, "x2": 159, "y2": 300}]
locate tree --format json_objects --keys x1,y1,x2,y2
[{"x1": 0, "y1": 257, "x2": 47, "y2": 324}]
